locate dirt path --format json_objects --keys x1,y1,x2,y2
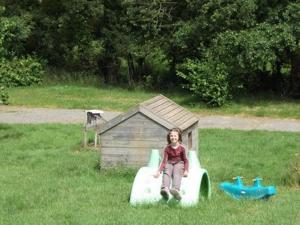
[
  {"x1": 0, "y1": 106, "x2": 120, "y2": 124},
  {"x1": 1, "y1": 105, "x2": 300, "y2": 132}
]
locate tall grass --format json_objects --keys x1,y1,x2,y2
[
  {"x1": 7, "y1": 84, "x2": 300, "y2": 119},
  {"x1": 42, "y1": 68, "x2": 102, "y2": 87},
  {"x1": 281, "y1": 153, "x2": 300, "y2": 187},
  {"x1": 0, "y1": 124, "x2": 299, "y2": 225}
]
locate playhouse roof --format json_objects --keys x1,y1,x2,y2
[{"x1": 99, "y1": 95, "x2": 198, "y2": 134}]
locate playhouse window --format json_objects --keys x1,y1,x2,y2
[{"x1": 188, "y1": 131, "x2": 192, "y2": 149}]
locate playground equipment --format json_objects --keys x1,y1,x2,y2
[
  {"x1": 129, "y1": 149, "x2": 211, "y2": 206},
  {"x1": 219, "y1": 176, "x2": 276, "y2": 200}
]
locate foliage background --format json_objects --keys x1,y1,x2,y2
[{"x1": 1, "y1": 0, "x2": 300, "y2": 106}]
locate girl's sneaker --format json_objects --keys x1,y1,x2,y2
[
  {"x1": 160, "y1": 188, "x2": 169, "y2": 200},
  {"x1": 170, "y1": 188, "x2": 182, "y2": 200}
]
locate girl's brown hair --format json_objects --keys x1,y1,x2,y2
[{"x1": 167, "y1": 128, "x2": 182, "y2": 144}]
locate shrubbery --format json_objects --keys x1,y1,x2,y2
[
  {"x1": 0, "y1": 6, "x2": 44, "y2": 104},
  {"x1": 177, "y1": 59, "x2": 230, "y2": 107},
  {"x1": 0, "y1": 57, "x2": 43, "y2": 87},
  {"x1": 0, "y1": 86, "x2": 8, "y2": 104},
  {"x1": 0, "y1": 57, "x2": 44, "y2": 104}
]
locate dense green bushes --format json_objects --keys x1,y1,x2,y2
[
  {"x1": 0, "y1": 57, "x2": 44, "y2": 104},
  {"x1": 177, "y1": 59, "x2": 229, "y2": 107},
  {"x1": 0, "y1": 86, "x2": 8, "y2": 104},
  {"x1": 0, "y1": 57, "x2": 43, "y2": 87},
  {"x1": 0, "y1": 6, "x2": 44, "y2": 104}
]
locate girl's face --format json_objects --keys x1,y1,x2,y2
[{"x1": 169, "y1": 131, "x2": 179, "y2": 145}]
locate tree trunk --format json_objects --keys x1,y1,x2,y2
[
  {"x1": 170, "y1": 53, "x2": 176, "y2": 77},
  {"x1": 290, "y1": 49, "x2": 300, "y2": 98},
  {"x1": 271, "y1": 58, "x2": 284, "y2": 94},
  {"x1": 136, "y1": 57, "x2": 145, "y2": 83},
  {"x1": 127, "y1": 53, "x2": 135, "y2": 87},
  {"x1": 100, "y1": 56, "x2": 119, "y2": 84}
]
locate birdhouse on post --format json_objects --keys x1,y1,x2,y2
[{"x1": 83, "y1": 110, "x2": 104, "y2": 147}]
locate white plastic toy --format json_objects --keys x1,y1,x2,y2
[{"x1": 130, "y1": 149, "x2": 211, "y2": 206}]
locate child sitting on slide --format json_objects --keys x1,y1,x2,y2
[{"x1": 154, "y1": 128, "x2": 189, "y2": 200}]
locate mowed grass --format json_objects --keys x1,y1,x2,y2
[
  {"x1": 7, "y1": 85, "x2": 156, "y2": 111},
  {"x1": 0, "y1": 124, "x2": 299, "y2": 225},
  {"x1": 7, "y1": 84, "x2": 300, "y2": 119}
]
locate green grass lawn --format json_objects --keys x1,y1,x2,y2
[
  {"x1": 0, "y1": 124, "x2": 299, "y2": 225},
  {"x1": 7, "y1": 84, "x2": 300, "y2": 119}
]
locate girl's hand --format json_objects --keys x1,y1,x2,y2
[
  {"x1": 183, "y1": 171, "x2": 188, "y2": 177},
  {"x1": 153, "y1": 171, "x2": 160, "y2": 178}
]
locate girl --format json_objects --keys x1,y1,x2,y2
[{"x1": 154, "y1": 128, "x2": 189, "y2": 200}]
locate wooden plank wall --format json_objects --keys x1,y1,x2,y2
[
  {"x1": 182, "y1": 123, "x2": 198, "y2": 152},
  {"x1": 100, "y1": 113, "x2": 168, "y2": 167}
]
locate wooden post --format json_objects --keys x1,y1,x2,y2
[
  {"x1": 83, "y1": 125, "x2": 87, "y2": 147},
  {"x1": 94, "y1": 130, "x2": 98, "y2": 147}
]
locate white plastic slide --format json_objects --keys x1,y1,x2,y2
[{"x1": 130, "y1": 149, "x2": 211, "y2": 206}]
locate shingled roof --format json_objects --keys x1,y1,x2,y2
[{"x1": 99, "y1": 94, "x2": 198, "y2": 134}]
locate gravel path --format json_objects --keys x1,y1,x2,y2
[
  {"x1": 0, "y1": 106, "x2": 120, "y2": 124},
  {"x1": 1, "y1": 105, "x2": 300, "y2": 132}
]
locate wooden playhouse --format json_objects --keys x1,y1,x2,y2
[{"x1": 99, "y1": 95, "x2": 199, "y2": 168}]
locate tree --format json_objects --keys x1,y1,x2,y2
[
  {"x1": 177, "y1": 0, "x2": 300, "y2": 105},
  {"x1": 283, "y1": 2, "x2": 300, "y2": 97},
  {"x1": 0, "y1": 5, "x2": 43, "y2": 104},
  {"x1": 36, "y1": 0, "x2": 105, "y2": 72}
]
